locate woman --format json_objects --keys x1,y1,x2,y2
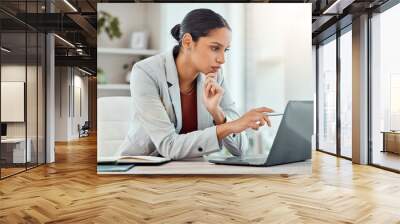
[{"x1": 118, "y1": 8, "x2": 273, "y2": 160}]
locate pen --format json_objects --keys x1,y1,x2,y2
[{"x1": 263, "y1": 112, "x2": 284, "y2": 116}]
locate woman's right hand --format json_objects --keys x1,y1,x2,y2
[
  {"x1": 231, "y1": 107, "x2": 274, "y2": 133},
  {"x1": 215, "y1": 107, "x2": 274, "y2": 141}
]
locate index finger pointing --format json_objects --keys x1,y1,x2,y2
[{"x1": 255, "y1": 107, "x2": 274, "y2": 113}]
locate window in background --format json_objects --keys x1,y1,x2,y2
[
  {"x1": 27, "y1": 30, "x2": 38, "y2": 170},
  {"x1": 25, "y1": 0, "x2": 46, "y2": 169},
  {"x1": 371, "y1": 2, "x2": 400, "y2": 171},
  {"x1": 339, "y1": 28, "x2": 352, "y2": 158},
  {"x1": 390, "y1": 74, "x2": 400, "y2": 130},
  {"x1": 1, "y1": 31, "x2": 28, "y2": 178},
  {"x1": 318, "y1": 37, "x2": 337, "y2": 155},
  {"x1": 0, "y1": 0, "x2": 47, "y2": 179}
]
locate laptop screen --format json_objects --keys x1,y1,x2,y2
[{"x1": 265, "y1": 101, "x2": 314, "y2": 165}]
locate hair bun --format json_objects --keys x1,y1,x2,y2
[{"x1": 170, "y1": 24, "x2": 181, "y2": 41}]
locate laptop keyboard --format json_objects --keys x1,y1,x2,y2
[
  {"x1": 225, "y1": 156, "x2": 266, "y2": 165},
  {"x1": 225, "y1": 157, "x2": 241, "y2": 162}
]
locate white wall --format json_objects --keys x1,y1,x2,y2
[
  {"x1": 54, "y1": 67, "x2": 89, "y2": 141},
  {"x1": 55, "y1": 67, "x2": 68, "y2": 141},
  {"x1": 245, "y1": 4, "x2": 313, "y2": 113},
  {"x1": 159, "y1": 4, "x2": 227, "y2": 51}
]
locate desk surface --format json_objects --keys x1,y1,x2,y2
[{"x1": 98, "y1": 157, "x2": 312, "y2": 175}]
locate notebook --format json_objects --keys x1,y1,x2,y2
[
  {"x1": 98, "y1": 155, "x2": 171, "y2": 165},
  {"x1": 97, "y1": 164, "x2": 134, "y2": 172}
]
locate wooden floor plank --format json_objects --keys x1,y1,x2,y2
[{"x1": 0, "y1": 134, "x2": 400, "y2": 223}]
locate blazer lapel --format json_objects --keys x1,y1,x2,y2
[
  {"x1": 165, "y1": 51, "x2": 182, "y2": 132},
  {"x1": 196, "y1": 73, "x2": 211, "y2": 130}
]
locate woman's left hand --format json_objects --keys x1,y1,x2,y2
[{"x1": 203, "y1": 73, "x2": 224, "y2": 116}]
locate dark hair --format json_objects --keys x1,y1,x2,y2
[{"x1": 171, "y1": 8, "x2": 231, "y2": 56}]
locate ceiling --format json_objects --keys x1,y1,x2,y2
[
  {"x1": 0, "y1": 0, "x2": 97, "y2": 74},
  {"x1": 0, "y1": 0, "x2": 394, "y2": 73},
  {"x1": 99, "y1": 0, "x2": 391, "y2": 43}
]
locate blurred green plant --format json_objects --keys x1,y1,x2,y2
[
  {"x1": 97, "y1": 11, "x2": 122, "y2": 40},
  {"x1": 97, "y1": 68, "x2": 107, "y2": 84},
  {"x1": 97, "y1": 11, "x2": 122, "y2": 83}
]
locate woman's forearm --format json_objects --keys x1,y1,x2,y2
[
  {"x1": 210, "y1": 107, "x2": 226, "y2": 125},
  {"x1": 216, "y1": 121, "x2": 235, "y2": 141}
]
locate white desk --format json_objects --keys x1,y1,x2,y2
[
  {"x1": 98, "y1": 157, "x2": 312, "y2": 175},
  {"x1": 1, "y1": 138, "x2": 31, "y2": 163}
]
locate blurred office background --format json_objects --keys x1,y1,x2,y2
[
  {"x1": 97, "y1": 4, "x2": 313, "y2": 113},
  {"x1": 97, "y1": 3, "x2": 313, "y2": 156}
]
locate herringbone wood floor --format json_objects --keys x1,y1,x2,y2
[{"x1": 1, "y1": 134, "x2": 400, "y2": 224}]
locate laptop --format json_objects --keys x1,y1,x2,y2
[{"x1": 208, "y1": 100, "x2": 314, "y2": 166}]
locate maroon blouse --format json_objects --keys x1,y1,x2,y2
[{"x1": 179, "y1": 89, "x2": 198, "y2": 134}]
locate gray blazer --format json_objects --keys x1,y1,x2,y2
[{"x1": 118, "y1": 49, "x2": 248, "y2": 160}]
